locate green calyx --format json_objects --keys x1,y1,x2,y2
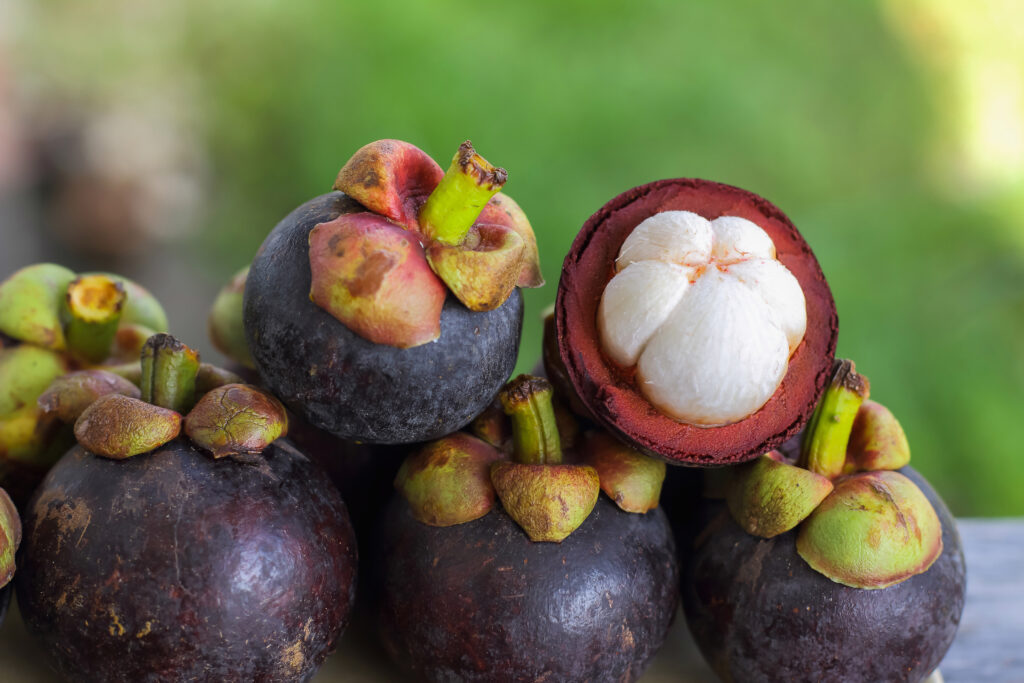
[
  {"x1": 0, "y1": 265, "x2": 168, "y2": 359},
  {"x1": 184, "y1": 384, "x2": 287, "y2": 458},
  {"x1": 500, "y1": 375, "x2": 562, "y2": 465},
  {"x1": 140, "y1": 334, "x2": 200, "y2": 414},
  {"x1": 38, "y1": 370, "x2": 141, "y2": 423},
  {"x1": 796, "y1": 471, "x2": 943, "y2": 589},
  {"x1": 490, "y1": 461, "x2": 599, "y2": 543},
  {"x1": 724, "y1": 359, "x2": 942, "y2": 589},
  {"x1": 0, "y1": 487, "x2": 20, "y2": 588},
  {"x1": 0, "y1": 345, "x2": 69, "y2": 417},
  {"x1": 208, "y1": 267, "x2": 255, "y2": 369},
  {"x1": 800, "y1": 359, "x2": 870, "y2": 479},
  {"x1": 844, "y1": 400, "x2": 911, "y2": 473},
  {"x1": 493, "y1": 375, "x2": 600, "y2": 541},
  {"x1": 62, "y1": 275, "x2": 126, "y2": 364},
  {"x1": 419, "y1": 141, "x2": 507, "y2": 247},
  {"x1": 727, "y1": 452, "x2": 833, "y2": 538},
  {"x1": 74, "y1": 393, "x2": 181, "y2": 460},
  {"x1": 395, "y1": 432, "x2": 503, "y2": 527},
  {"x1": 0, "y1": 264, "x2": 76, "y2": 350},
  {"x1": 580, "y1": 431, "x2": 665, "y2": 513}
]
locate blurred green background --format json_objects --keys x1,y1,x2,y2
[{"x1": 1, "y1": 0, "x2": 1021, "y2": 515}]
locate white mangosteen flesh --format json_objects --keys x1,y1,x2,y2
[{"x1": 599, "y1": 211, "x2": 806, "y2": 426}]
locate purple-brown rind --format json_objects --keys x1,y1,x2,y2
[
  {"x1": 556, "y1": 178, "x2": 838, "y2": 466},
  {"x1": 376, "y1": 495, "x2": 679, "y2": 682},
  {"x1": 681, "y1": 467, "x2": 965, "y2": 682},
  {"x1": 15, "y1": 438, "x2": 357, "y2": 683}
]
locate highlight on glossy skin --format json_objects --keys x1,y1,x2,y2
[{"x1": 598, "y1": 210, "x2": 806, "y2": 425}]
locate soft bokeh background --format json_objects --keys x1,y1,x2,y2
[{"x1": 1, "y1": 0, "x2": 1022, "y2": 515}]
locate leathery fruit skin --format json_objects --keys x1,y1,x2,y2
[
  {"x1": 244, "y1": 192, "x2": 523, "y2": 444},
  {"x1": 376, "y1": 495, "x2": 679, "y2": 682},
  {"x1": 681, "y1": 467, "x2": 965, "y2": 683},
  {"x1": 15, "y1": 438, "x2": 357, "y2": 683}
]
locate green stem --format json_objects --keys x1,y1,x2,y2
[
  {"x1": 63, "y1": 275, "x2": 125, "y2": 364},
  {"x1": 800, "y1": 359, "x2": 870, "y2": 479},
  {"x1": 418, "y1": 140, "x2": 507, "y2": 246},
  {"x1": 499, "y1": 375, "x2": 562, "y2": 465},
  {"x1": 140, "y1": 334, "x2": 200, "y2": 413}
]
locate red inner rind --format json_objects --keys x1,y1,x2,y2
[{"x1": 556, "y1": 179, "x2": 838, "y2": 466}]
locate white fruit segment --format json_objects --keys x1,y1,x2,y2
[
  {"x1": 727, "y1": 258, "x2": 806, "y2": 351},
  {"x1": 711, "y1": 216, "x2": 776, "y2": 263},
  {"x1": 599, "y1": 211, "x2": 806, "y2": 426},
  {"x1": 638, "y1": 270, "x2": 789, "y2": 424},
  {"x1": 598, "y1": 261, "x2": 694, "y2": 367},
  {"x1": 616, "y1": 211, "x2": 712, "y2": 270}
]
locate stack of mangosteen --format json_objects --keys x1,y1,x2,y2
[{"x1": 0, "y1": 138, "x2": 965, "y2": 683}]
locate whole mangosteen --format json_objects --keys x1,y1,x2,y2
[
  {"x1": 245, "y1": 140, "x2": 543, "y2": 444},
  {"x1": 15, "y1": 334, "x2": 357, "y2": 682},
  {"x1": 682, "y1": 360, "x2": 966, "y2": 682},
  {"x1": 0, "y1": 263, "x2": 169, "y2": 505},
  {"x1": 377, "y1": 375, "x2": 679, "y2": 682},
  {"x1": 555, "y1": 179, "x2": 838, "y2": 466}
]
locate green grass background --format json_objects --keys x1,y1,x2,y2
[{"x1": 15, "y1": 0, "x2": 1024, "y2": 515}]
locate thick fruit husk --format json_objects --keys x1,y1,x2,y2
[
  {"x1": 16, "y1": 439, "x2": 357, "y2": 683},
  {"x1": 682, "y1": 467, "x2": 965, "y2": 682},
  {"x1": 376, "y1": 495, "x2": 679, "y2": 682},
  {"x1": 245, "y1": 192, "x2": 523, "y2": 444},
  {"x1": 556, "y1": 179, "x2": 837, "y2": 466}
]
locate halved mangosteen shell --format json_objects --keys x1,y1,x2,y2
[{"x1": 556, "y1": 178, "x2": 838, "y2": 466}]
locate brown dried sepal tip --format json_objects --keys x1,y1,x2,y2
[
  {"x1": 0, "y1": 487, "x2": 19, "y2": 587},
  {"x1": 490, "y1": 462, "x2": 600, "y2": 542},
  {"x1": 579, "y1": 431, "x2": 665, "y2": 513},
  {"x1": 395, "y1": 433, "x2": 504, "y2": 527},
  {"x1": 38, "y1": 370, "x2": 141, "y2": 423},
  {"x1": 184, "y1": 384, "x2": 288, "y2": 459},
  {"x1": 74, "y1": 394, "x2": 181, "y2": 460},
  {"x1": 556, "y1": 178, "x2": 837, "y2": 466},
  {"x1": 455, "y1": 140, "x2": 507, "y2": 191}
]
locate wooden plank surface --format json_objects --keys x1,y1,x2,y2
[{"x1": 0, "y1": 519, "x2": 1018, "y2": 681}]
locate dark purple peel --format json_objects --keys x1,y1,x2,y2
[
  {"x1": 682, "y1": 467, "x2": 965, "y2": 682},
  {"x1": 16, "y1": 438, "x2": 357, "y2": 683},
  {"x1": 377, "y1": 495, "x2": 679, "y2": 682}
]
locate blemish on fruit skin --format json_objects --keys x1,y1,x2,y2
[
  {"x1": 108, "y1": 607, "x2": 125, "y2": 636},
  {"x1": 136, "y1": 621, "x2": 152, "y2": 638}
]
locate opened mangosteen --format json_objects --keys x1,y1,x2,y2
[
  {"x1": 0, "y1": 263, "x2": 168, "y2": 505},
  {"x1": 245, "y1": 139, "x2": 543, "y2": 444},
  {"x1": 376, "y1": 375, "x2": 678, "y2": 682},
  {"x1": 15, "y1": 334, "x2": 357, "y2": 682},
  {"x1": 682, "y1": 360, "x2": 966, "y2": 682},
  {"x1": 556, "y1": 179, "x2": 838, "y2": 466}
]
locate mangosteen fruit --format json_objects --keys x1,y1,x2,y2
[
  {"x1": 377, "y1": 375, "x2": 679, "y2": 682},
  {"x1": 0, "y1": 263, "x2": 168, "y2": 505},
  {"x1": 245, "y1": 139, "x2": 543, "y2": 444},
  {"x1": 555, "y1": 179, "x2": 838, "y2": 466},
  {"x1": 15, "y1": 334, "x2": 357, "y2": 682},
  {"x1": 682, "y1": 360, "x2": 966, "y2": 682}
]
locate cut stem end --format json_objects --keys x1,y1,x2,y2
[{"x1": 419, "y1": 140, "x2": 506, "y2": 246}]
